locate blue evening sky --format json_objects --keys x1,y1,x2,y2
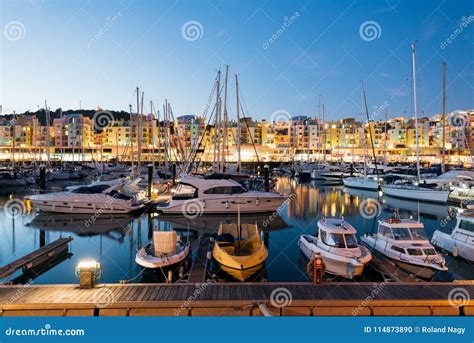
[{"x1": 1, "y1": 0, "x2": 473, "y2": 120}]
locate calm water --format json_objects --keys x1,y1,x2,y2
[{"x1": 0, "y1": 177, "x2": 472, "y2": 284}]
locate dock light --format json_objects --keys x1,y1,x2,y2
[{"x1": 76, "y1": 260, "x2": 102, "y2": 289}]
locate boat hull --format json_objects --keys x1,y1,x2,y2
[
  {"x1": 343, "y1": 178, "x2": 379, "y2": 191},
  {"x1": 432, "y1": 230, "x2": 474, "y2": 262},
  {"x1": 135, "y1": 244, "x2": 190, "y2": 269},
  {"x1": 28, "y1": 193, "x2": 144, "y2": 214},
  {"x1": 360, "y1": 234, "x2": 446, "y2": 279},
  {"x1": 298, "y1": 235, "x2": 370, "y2": 279},
  {"x1": 157, "y1": 195, "x2": 287, "y2": 215},
  {"x1": 381, "y1": 185, "x2": 449, "y2": 203}
]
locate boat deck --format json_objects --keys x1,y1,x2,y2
[{"x1": 0, "y1": 282, "x2": 472, "y2": 316}]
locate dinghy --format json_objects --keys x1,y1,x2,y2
[
  {"x1": 298, "y1": 218, "x2": 372, "y2": 279},
  {"x1": 135, "y1": 231, "x2": 190, "y2": 269},
  {"x1": 213, "y1": 223, "x2": 268, "y2": 281}
]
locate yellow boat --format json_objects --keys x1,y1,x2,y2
[{"x1": 213, "y1": 223, "x2": 268, "y2": 282}]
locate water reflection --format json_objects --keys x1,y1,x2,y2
[{"x1": 0, "y1": 177, "x2": 471, "y2": 284}]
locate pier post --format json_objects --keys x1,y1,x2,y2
[
  {"x1": 264, "y1": 164, "x2": 270, "y2": 192},
  {"x1": 172, "y1": 163, "x2": 176, "y2": 185},
  {"x1": 147, "y1": 164, "x2": 153, "y2": 198},
  {"x1": 39, "y1": 164, "x2": 46, "y2": 190}
]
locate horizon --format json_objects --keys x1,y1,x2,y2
[{"x1": 2, "y1": 0, "x2": 473, "y2": 121}]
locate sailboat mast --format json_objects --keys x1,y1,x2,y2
[
  {"x1": 223, "y1": 65, "x2": 229, "y2": 170},
  {"x1": 150, "y1": 101, "x2": 155, "y2": 173},
  {"x1": 441, "y1": 62, "x2": 447, "y2": 174},
  {"x1": 411, "y1": 43, "x2": 421, "y2": 182},
  {"x1": 129, "y1": 104, "x2": 134, "y2": 168},
  {"x1": 44, "y1": 100, "x2": 51, "y2": 164},
  {"x1": 235, "y1": 73, "x2": 242, "y2": 172}
]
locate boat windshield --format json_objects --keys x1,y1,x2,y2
[
  {"x1": 72, "y1": 185, "x2": 111, "y2": 194},
  {"x1": 392, "y1": 227, "x2": 412, "y2": 240},
  {"x1": 321, "y1": 231, "x2": 346, "y2": 248},
  {"x1": 173, "y1": 183, "x2": 197, "y2": 200},
  {"x1": 409, "y1": 228, "x2": 428, "y2": 240},
  {"x1": 344, "y1": 234, "x2": 358, "y2": 248},
  {"x1": 459, "y1": 219, "x2": 474, "y2": 233}
]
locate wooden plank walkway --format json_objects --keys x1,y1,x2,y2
[
  {"x1": 187, "y1": 236, "x2": 211, "y2": 283},
  {"x1": 0, "y1": 237, "x2": 73, "y2": 279},
  {"x1": 0, "y1": 282, "x2": 472, "y2": 316}
]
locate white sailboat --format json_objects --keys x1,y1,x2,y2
[{"x1": 381, "y1": 43, "x2": 449, "y2": 203}]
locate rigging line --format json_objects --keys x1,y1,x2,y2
[
  {"x1": 362, "y1": 83, "x2": 379, "y2": 176},
  {"x1": 188, "y1": 102, "x2": 218, "y2": 173},
  {"x1": 237, "y1": 83, "x2": 261, "y2": 164},
  {"x1": 184, "y1": 76, "x2": 219, "y2": 173}
]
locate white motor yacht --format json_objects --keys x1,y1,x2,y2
[
  {"x1": 155, "y1": 176, "x2": 288, "y2": 215},
  {"x1": 432, "y1": 211, "x2": 474, "y2": 262},
  {"x1": 27, "y1": 179, "x2": 148, "y2": 214},
  {"x1": 298, "y1": 218, "x2": 372, "y2": 279},
  {"x1": 360, "y1": 217, "x2": 448, "y2": 279}
]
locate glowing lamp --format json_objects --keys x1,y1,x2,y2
[{"x1": 76, "y1": 260, "x2": 102, "y2": 288}]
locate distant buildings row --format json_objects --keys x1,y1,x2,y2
[{"x1": 0, "y1": 109, "x2": 473, "y2": 164}]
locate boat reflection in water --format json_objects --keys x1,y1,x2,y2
[
  {"x1": 28, "y1": 213, "x2": 134, "y2": 242},
  {"x1": 156, "y1": 212, "x2": 289, "y2": 234}
]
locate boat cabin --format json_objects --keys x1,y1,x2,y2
[
  {"x1": 172, "y1": 177, "x2": 247, "y2": 200},
  {"x1": 376, "y1": 218, "x2": 438, "y2": 257},
  {"x1": 454, "y1": 212, "x2": 474, "y2": 240},
  {"x1": 318, "y1": 219, "x2": 359, "y2": 249}
]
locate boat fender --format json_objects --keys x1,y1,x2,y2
[
  {"x1": 256, "y1": 198, "x2": 259, "y2": 206},
  {"x1": 453, "y1": 245, "x2": 460, "y2": 257}
]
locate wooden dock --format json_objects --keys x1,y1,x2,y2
[
  {"x1": 0, "y1": 237, "x2": 73, "y2": 280},
  {"x1": 0, "y1": 282, "x2": 472, "y2": 316},
  {"x1": 187, "y1": 236, "x2": 212, "y2": 283}
]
